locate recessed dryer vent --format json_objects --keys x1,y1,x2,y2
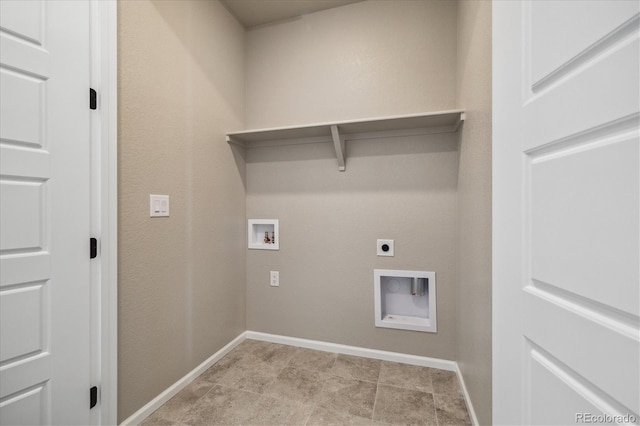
[{"x1": 374, "y1": 269, "x2": 437, "y2": 333}]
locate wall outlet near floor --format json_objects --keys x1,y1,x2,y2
[{"x1": 270, "y1": 271, "x2": 279, "y2": 287}]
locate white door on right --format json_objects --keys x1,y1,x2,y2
[{"x1": 494, "y1": 1, "x2": 639, "y2": 425}]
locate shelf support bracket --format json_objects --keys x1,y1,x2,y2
[
  {"x1": 330, "y1": 125, "x2": 346, "y2": 171},
  {"x1": 453, "y1": 112, "x2": 466, "y2": 132}
]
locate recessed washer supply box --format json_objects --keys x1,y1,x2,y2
[
  {"x1": 248, "y1": 219, "x2": 279, "y2": 250},
  {"x1": 374, "y1": 269, "x2": 437, "y2": 333}
]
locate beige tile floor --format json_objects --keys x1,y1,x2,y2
[{"x1": 140, "y1": 340, "x2": 472, "y2": 426}]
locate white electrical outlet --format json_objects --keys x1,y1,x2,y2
[{"x1": 270, "y1": 271, "x2": 279, "y2": 287}]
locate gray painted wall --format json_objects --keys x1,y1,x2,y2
[
  {"x1": 456, "y1": 1, "x2": 493, "y2": 424},
  {"x1": 118, "y1": 1, "x2": 246, "y2": 420},
  {"x1": 246, "y1": 134, "x2": 459, "y2": 359},
  {"x1": 245, "y1": 0, "x2": 458, "y2": 128},
  {"x1": 244, "y1": 0, "x2": 460, "y2": 360}
]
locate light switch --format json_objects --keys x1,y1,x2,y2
[{"x1": 150, "y1": 194, "x2": 170, "y2": 217}]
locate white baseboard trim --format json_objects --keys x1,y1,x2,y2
[
  {"x1": 454, "y1": 364, "x2": 480, "y2": 426},
  {"x1": 120, "y1": 332, "x2": 247, "y2": 425},
  {"x1": 245, "y1": 331, "x2": 457, "y2": 371}
]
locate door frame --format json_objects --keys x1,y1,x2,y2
[{"x1": 90, "y1": 1, "x2": 118, "y2": 424}]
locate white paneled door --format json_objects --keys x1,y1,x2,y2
[
  {"x1": 494, "y1": 1, "x2": 639, "y2": 425},
  {"x1": 0, "y1": 1, "x2": 92, "y2": 424}
]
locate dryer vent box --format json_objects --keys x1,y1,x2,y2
[{"x1": 374, "y1": 269, "x2": 437, "y2": 333}]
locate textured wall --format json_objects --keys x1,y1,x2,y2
[
  {"x1": 116, "y1": 0, "x2": 492, "y2": 421},
  {"x1": 244, "y1": 0, "x2": 460, "y2": 360},
  {"x1": 245, "y1": 0, "x2": 458, "y2": 128},
  {"x1": 246, "y1": 135, "x2": 459, "y2": 359},
  {"x1": 117, "y1": 0, "x2": 246, "y2": 421},
  {"x1": 456, "y1": 1, "x2": 492, "y2": 424}
]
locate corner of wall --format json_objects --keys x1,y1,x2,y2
[{"x1": 455, "y1": 0, "x2": 493, "y2": 424}]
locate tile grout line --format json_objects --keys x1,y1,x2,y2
[
  {"x1": 177, "y1": 383, "x2": 217, "y2": 424},
  {"x1": 149, "y1": 375, "x2": 222, "y2": 425},
  {"x1": 433, "y1": 390, "x2": 440, "y2": 426},
  {"x1": 288, "y1": 352, "x2": 383, "y2": 386},
  {"x1": 307, "y1": 358, "x2": 332, "y2": 423},
  {"x1": 302, "y1": 402, "x2": 318, "y2": 426},
  {"x1": 371, "y1": 381, "x2": 381, "y2": 423},
  {"x1": 430, "y1": 367, "x2": 441, "y2": 426}
]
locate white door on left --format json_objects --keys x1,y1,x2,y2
[{"x1": 0, "y1": 1, "x2": 92, "y2": 424}]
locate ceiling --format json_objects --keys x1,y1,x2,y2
[{"x1": 221, "y1": 0, "x2": 365, "y2": 28}]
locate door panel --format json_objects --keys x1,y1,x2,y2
[
  {"x1": 0, "y1": 181, "x2": 45, "y2": 251},
  {"x1": 530, "y1": 137, "x2": 639, "y2": 315},
  {"x1": 530, "y1": 1, "x2": 638, "y2": 85},
  {"x1": 524, "y1": 290, "x2": 638, "y2": 413},
  {"x1": 0, "y1": 1, "x2": 43, "y2": 44},
  {"x1": 0, "y1": 282, "x2": 47, "y2": 362},
  {"x1": 528, "y1": 345, "x2": 618, "y2": 426},
  {"x1": 0, "y1": 1, "x2": 91, "y2": 424},
  {"x1": 0, "y1": 69, "x2": 45, "y2": 146},
  {"x1": 494, "y1": 1, "x2": 639, "y2": 424},
  {"x1": 524, "y1": 35, "x2": 639, "y2": 150},
  {"x1": 0, "y1": 384, "x2": 49, "y2": 426}
]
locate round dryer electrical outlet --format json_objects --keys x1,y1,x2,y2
[{"x1": 377, "y1": 239, "x2": 394, "y2": 257}]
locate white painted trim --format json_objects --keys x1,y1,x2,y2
[
  {"x1": 245, "y1": 331, "x2": 457, "y2": 371},
  {"x1": 455, "y1": 364, "x2": 480, "y2": 426},
  {"x1": 89, "y1": 2, "x2": 101, "y2": 424},
  {"x1": 227, "y1": 109, "x2": 465, "y2": 136},
  {"x1": 92, "y1": 1, "x2": 118, "y2": 423},
  {"x1": 120, "y1": 333, "x2": 247, "y2": 426}
]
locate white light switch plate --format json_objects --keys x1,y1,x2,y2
[{"x1": 150, "y1": 194, "x2": 170, "y2": 217}]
